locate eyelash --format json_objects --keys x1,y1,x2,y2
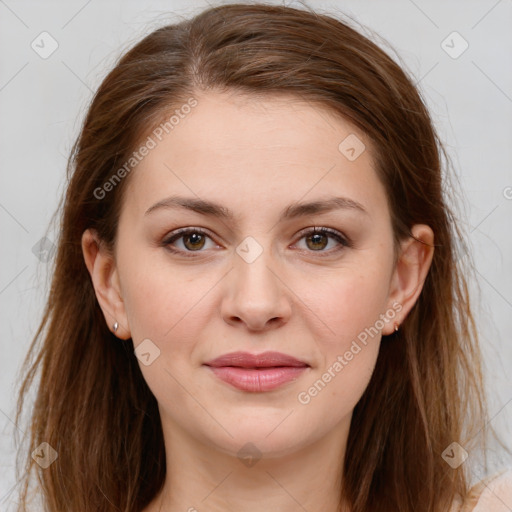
[{"x1": 161, "y1": 226, "x2": 352, "y2": 258}]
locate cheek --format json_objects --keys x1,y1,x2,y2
[
  {"x1": 308, "y1": 259, "x2": 393, "y2": 408},
  {"x1": 304, "y1": 345, "x2": 379, "y2": 419},
  {"x1": 296, "y1": 271, "x2": 387, "y2": 416},
  {"x1": 302, "y1": 265, "x2": 392, "y2": 345},
  {"x1": 119, "y1": 250, "x2": 215, "y2": 342}
]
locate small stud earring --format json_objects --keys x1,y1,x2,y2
[
  {"x1": 113, "y1": 321, "x2": 119, "y2": 333},
  {"x1": 394, "y1": 322, "x2": 399, "y2": 332}
]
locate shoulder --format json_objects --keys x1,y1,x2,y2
[{"x1": 453, "y1": 469, "x2": 512, "y2": 512}]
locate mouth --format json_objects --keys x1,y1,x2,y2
[{"x1": 203, "y1": 351, "x2": 310, "y2": 392}]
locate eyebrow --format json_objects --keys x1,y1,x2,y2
[{"x1": 144, "y1": 195, "x2": 368, "y2": 221}]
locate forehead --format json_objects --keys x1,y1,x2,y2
[{"x1": 121, "y1": 91, "x2": 388, "y2": 222}]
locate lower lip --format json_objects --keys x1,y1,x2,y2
[{"x1": 205, "y1": 366, "x2": 308, "y2": 392}]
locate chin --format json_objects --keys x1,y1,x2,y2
[{"x1": 201, "y1": 418, "x2": 313, "y2": 459}]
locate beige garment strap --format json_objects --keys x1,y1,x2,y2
[
  {"x1": 459, "y1": 470, "x2": 510, "y2": 512},
  {"x1": 459, "y1": 480, "x2": 487, "y2": 511}
]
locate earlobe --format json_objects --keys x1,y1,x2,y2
[
  {"x1": 383, "y1": 224, "x2": 434, "y2": 335},
  {"x1": 81, "y1": 229, "x2": 131, "y2": 340}
]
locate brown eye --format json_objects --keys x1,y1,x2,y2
[
  {"x1": 183, "y1": 232, "x2": 206, "y2": 251},
  {"x1": 294, "y1": 227, "x2": 351, "y2": 255},
  {"x1": 306, "y1": 232, "x2": 329, "y2": 251},
  {"x1": 163, "y1": 228, "x2": 217, "y2": 255}
]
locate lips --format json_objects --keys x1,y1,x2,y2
[
  {"x1": 203, "y1": 351, "x2": 309, "y2": 392},
  {"x1": 204, "y1": 351, "x2": 309, "y2": 369}
]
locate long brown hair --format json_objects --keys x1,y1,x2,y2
[{"x1": 16, "y1": 3, "x2": 488, "y2": 511}]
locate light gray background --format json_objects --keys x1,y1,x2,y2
[{"x1": 1, "y1": 0, "x2": 511, "y2": 507}]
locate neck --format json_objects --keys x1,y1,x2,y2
[{"x1": 149, "y1": 413, "x2": 351, "y2": 512}]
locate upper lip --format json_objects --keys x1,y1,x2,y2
[{"x1": 204, "y1": 351, "x2": 309, "y2": 368}]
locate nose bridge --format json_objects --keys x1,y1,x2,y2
[
  {"x1": 222, "y1": 234, "x2": 291, "y2": 329},
  {"x1": 234, "y1": 234, "x2": 279, "y2": 300}
]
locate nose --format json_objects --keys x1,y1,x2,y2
[{"x1": 220, "y1": 243, "x2": 292, "y2": 332}]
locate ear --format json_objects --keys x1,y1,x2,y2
[
  {"x1": 382, "y1": 224, "x2": 434, "y2": 335},
  {"x1": 81, "y1": 228, "x2": 131, "y2": 340}
]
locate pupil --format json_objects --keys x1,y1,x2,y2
[
  {"x1": 185, "y1": 233, "x2": 204, "y2": 250},
  {"x1": 308, "y1": 233, "x2": 327, "y2": 250}
]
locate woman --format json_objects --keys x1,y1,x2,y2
[{"x1": 15, "y1": 3, "x2": 512, "y2": 511}]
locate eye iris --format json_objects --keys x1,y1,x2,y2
[
  {"x1": 307, "y1": 232, "x2": 328, "y2": 251},
  {"x1": 176, "y1": 230, "x2": 336, "y2": 252},
  {"x1": 184, "y1": 232, "x2": 205, "y2": 250}
]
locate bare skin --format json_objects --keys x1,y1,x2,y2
[{"x1": 82, "y1": 90, "x2": 434, "y2": 512}]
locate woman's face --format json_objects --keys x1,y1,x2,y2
[{"x1": 89, "y1": 91, "x2": 426, "y2": 459}]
